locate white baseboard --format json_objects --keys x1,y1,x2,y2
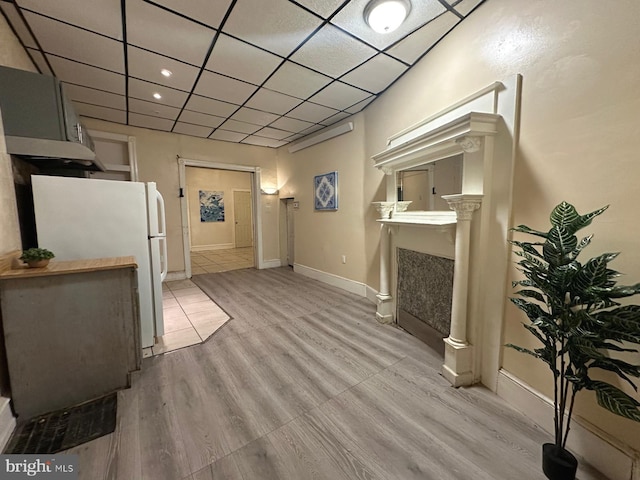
[
  {"x1": 293, "y1": 264, "x2": 367, "y2": 297},
  {"x1": 165, "y1": 271, "x2": 187, "y2": 282},
  {"x1": 261, "y1": 259, "x2": 282, "y2": 269},
  {"x1": 365, "y1": 285, "x2": 378, "y2": 305},
  {"x1": 496, "y1": 369, "x2": 638, "y2": 480},
  {"x1": 0, "y1": 397, "x2": 15, "y2": 451},
  {"x1": 190, "y1": 243, "x2": 234, "y2": 252}
]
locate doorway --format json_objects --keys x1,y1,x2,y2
[
  {"x1": 285, "y1": 198, "x2": 295, "y2": 267},
  {"x1": 179, "y1": 159, "x2": 265, "y2": 278}
]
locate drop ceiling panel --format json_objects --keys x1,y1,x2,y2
[
  {"x1": 287, "y1": 102, "x2": 338, "y2": 123},
  {"x1": 218, "y1": 119, "x2": 261, "y2": 135},
  {"x1": 387, "y1": 12, "x2": 460, "y2": 64},
  {"x1": 177, "y1": 110, "x2": 225, "y2": 128},
  {"x1": 150, "y1": 0, "x2": 233, "y2": 29},
  {"x1": 230, "y1": 108, "x2": 280, "y2": 126},
  {"x1": 320, "y1": 111, "x2": 352, "y2": 126},
  {"x1": 242, "y1": 136, "x2": 286, "y2": 148},
  {"x1": 269, "y1": 116, "x2": 315, "y2": 133},
  {"x1": 454, "y1": 0, "x2": 484, "y2": 16},
  {"x1": 26, "y1": 48, "x2": 52, "y2": 74},
  {"x1": 47, "y1": 55, "x2": 125, "y2": 94},
  {"x1": 194, "y1": 70, "x2": 257, "y2": 105},
  {"x1": 17, "y1": 0, "x2": 123, "y2": 40},
  {"x1": 129, "y1": 112, "x2": 174, "y2": 131},
  {"x1": 346, "y1": 95, "x2": 375, "y2": 114},
  {"x1": 290, "y1": 24, "x2": 377, "y2": 78},
  {"x1": 127, "y1": 46, "x2": 200, "y2": 92},
  {"x1": 24, "y1": 11, "x2": 124, "y2": 73},
  {"x1": 341, "y1": 54, "x2": 408, "y2": 93},
  {"x1": 173, "y1": 122, "x2": 212, "y2": 138},
  {"x1": 206, "y1": 34, "x2": 282, "y2": 86},
  {"x1": 331, "y1": 0, "x2": 446, "y2": 50},
  {"x1": 263, "y1": 61, "x2": 332, "y2": 100},
  {"x1": 62, "y1": 83, "x2": 126, "y2": 110},
  {"x1": 210, "y1": 130, "x2": 247, "y2": 142},
  {"x1": 184, "y1": 94, "x2": 238, "y2": 117},
  {"x1": 128, "y1": 78, "x2": 189, "y2": 108},
  {"x1": 308, "y1": 81, "x2": 371, "y2": 110},
  {"x1": 293, "y1": 0, "x2": 345, "y2": 19},
  {"x1": 5, "y1": 0, "x2": 485, "y2": 148},
  {"x1": 0, "y1": 1, "x2": 37, "y2": 48},
  {"x1": 129, "y1": 97, "x2": 181, "y2": 120},
  {"x1": 253, "y1": 127, "x2": 291, "y2": 140},
  {"x1": 223, "y1": 0, "x2": 323, "y2": 57},
  {"x1": 76, "y1": 102, "x2": 126, "y2": 124},
  {"x1": 245, "y1": 89, "x2": 301, "y2": 115},
  {"x1": 126, "y1": 0, "x2": 214, "y2": 67}
]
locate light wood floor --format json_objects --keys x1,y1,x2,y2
[{"x1": 65, "y1": 267, "x2": 606, "y2": 480}]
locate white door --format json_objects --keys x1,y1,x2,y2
[
  {"x1": 286, "y1": 199, "x2": 295, "y2": 267},
  {"x1": 233, "y1": 190, "x2": 253, "y2": 248}
]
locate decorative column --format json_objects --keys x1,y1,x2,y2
[
  {"x1": 441, "y1": 193, "x2": 482, "y2": 387},
  {"x1": 371, "y1": 202, "x2": 395, "y2": 324}
]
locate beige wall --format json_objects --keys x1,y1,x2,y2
[
  {"x1": 276, "y1": 115, "x2": 367, "y2": 283},
  {"x1": 82, "y1": 119, "x2": 279, "y2": 271},
  {"x1": 185, "y1": 167, "x2": 252, "y2": 250},
  {"x1": 361, "y1": 0, "x2": 640, "y2": 451}
]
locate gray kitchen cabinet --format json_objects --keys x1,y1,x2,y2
[{"x1": 0, "y1": 257, "x2": 141, "y2": 419}]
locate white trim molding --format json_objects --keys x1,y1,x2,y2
[
  {"x1": 293, "y1": 263, "x2": 367, "y2": 297},
  {"x1": 262, "y1": 259, "x2": 282, "y2": 269},
  {"x1": 497, "y1": 369, "x2": 638, "y2": 480},
  {"x1": 191, "y1": 243, "x2": 234, "y2": 252},
  {"x1": 165, "y1": 271, "x2": 188, "y2": 282}
]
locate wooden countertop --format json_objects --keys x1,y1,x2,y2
[{"x1": 0, "y1": 256, "x2": 137, "y2": 279}]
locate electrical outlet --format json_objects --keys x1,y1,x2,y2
[{"x1": 341, "y1": 255, "x2": 346, "y2": 264}]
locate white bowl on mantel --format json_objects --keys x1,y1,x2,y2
[
  {"x1": 371, "y1": 201, "x2": 395, "y2": 219},
  {"x1": 396, "y1": 201, "x2": 412, "y2": 212}
]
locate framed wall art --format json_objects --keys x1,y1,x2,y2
[
  {"x1": 314, "y1": 171, "x2": 338, "y2": 211},
  {"x1": 199, "y1": 190, "x2": 225, "y2": 222}
]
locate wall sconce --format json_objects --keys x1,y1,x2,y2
[{"x1": 260, "y1": 187, "x2": 279, "y2": 195}]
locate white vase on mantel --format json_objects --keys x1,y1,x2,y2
[
  {"x1": 371, "y1": 201, "x2": 395, "y2": 219},
  {"x1": 396, "y1": 201, "x2": 412, "y2": 212}
]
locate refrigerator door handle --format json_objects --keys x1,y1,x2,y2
[
  {"x1": 160, "y1": 236, "x2": 168, "y2": 282},
  {"x1": 156, "y1": 190, "x2": 167, "y2": 236}
]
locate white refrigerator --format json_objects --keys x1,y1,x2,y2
[{"x1": 31, "y1": 175, "x2": 167, "y2": 348}]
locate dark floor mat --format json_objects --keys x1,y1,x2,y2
[{"x1": 4, "y1": 393, "x2": 117, "y2": 454}]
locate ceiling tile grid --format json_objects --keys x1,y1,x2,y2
[{"x1": 2, "y1": 0, "x2": 486, "y2": 148}]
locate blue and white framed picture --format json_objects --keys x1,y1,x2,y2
[
  {"x1": 314, "y1": 171, "x2": 338, "y2": 211},
  {"x1": 199, "y1": 190, "x2": 225, "y2": 222}
]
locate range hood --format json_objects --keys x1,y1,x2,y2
[{"x1": 0, "y1": 65, "x2": 104, "y2": 171}]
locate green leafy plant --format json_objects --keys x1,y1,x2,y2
[
  {"x1": 508, "y1": 201, "x2": 640, "y2": 450},
  {"x1": 19, "y1": 248, "x2": 55, "y2": 262}
]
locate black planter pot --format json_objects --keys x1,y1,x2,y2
[{"x1": 542, "y1": 443, "x2": 578, "y2": 480}]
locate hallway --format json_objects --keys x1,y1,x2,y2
[{"x1": 190, "y1": 247, "x2": 254, "y2": 275}]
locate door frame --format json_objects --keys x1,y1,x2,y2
[
  {"x1": 178, "y1": 158, "x2": 264, "y2": 278},
  {"x1": 232, "y1": 188, "x2": 253, "y2": 248}
]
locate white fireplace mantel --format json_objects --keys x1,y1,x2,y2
[{"x1": 370, "y1": 76, "x2": 521, "y2": 390}]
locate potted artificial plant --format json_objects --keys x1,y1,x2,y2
[
  {"x1": 508, "y1": 201, "x2": 640, "y2": 480},
  {"x1": 20, "y1": 248, "x2": 55, "y2": 268}
]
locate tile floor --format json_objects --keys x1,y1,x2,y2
[
  {"x1": 190, "y1": 247, "x2": 254, "y2": 275},
  {"x1": 142, "y1": 279, "x2": 230, "y2": 357}
]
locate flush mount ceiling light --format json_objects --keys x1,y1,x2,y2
[
  {"x1": 364, "y1": 0, "x2": 411, "y2": 34},
  {"x1": 152, "y1": 92, "x2": 162, "y2": 100},
  {"x1": 160, "y1": 69, "x2": 172, "y2": 77}
]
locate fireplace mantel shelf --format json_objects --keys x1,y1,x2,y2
[{"x1": 377, "y1": 211, "x2": 457, "y2": 227}]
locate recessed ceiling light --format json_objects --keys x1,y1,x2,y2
[
  {"x1": 153, "y1": 92, "x2": 162, "y2": 100},
  {"x1": 364, "y1": 0, "x2": 411, "y2": 34},
  {"x1": 160, "y1": 69, "x2": 172, "y2": 77}
]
